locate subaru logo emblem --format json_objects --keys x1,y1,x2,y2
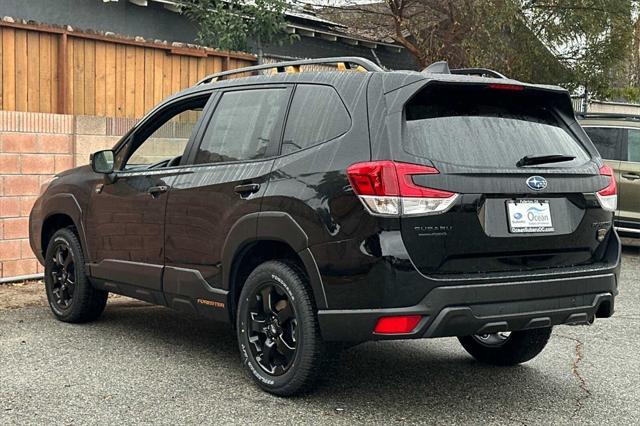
[{"x1": 526, "y1": 176, "x2": 547, "y2": 191}]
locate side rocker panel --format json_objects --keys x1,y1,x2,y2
[{"x1": 163, "y1": 266, "x2": 230, "y2": 322}]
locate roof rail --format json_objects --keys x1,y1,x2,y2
[
  {"x1": 196, "y1": 56, "x2": 384, "y2": 85},
  {"x1": 450, "y1": 68, "x2": 507, "y2": 79},
  {"x1": 577, "y1": 112, "x2": 640, "y2": 120}
]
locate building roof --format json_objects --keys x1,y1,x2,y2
[{"x1": 105, "y1": 0, "x2": 404, "y2": 52}]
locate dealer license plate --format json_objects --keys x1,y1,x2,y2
[{"x1": 507, "y1": 200, "x2": 554, "y2": 233}]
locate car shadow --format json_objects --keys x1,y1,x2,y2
[
  {"x1": 96, "y1": 298, "x2": 577, "y2": 421},
  {"x1": 621, "y1": 242, "x2": 639, "y2": 254}
]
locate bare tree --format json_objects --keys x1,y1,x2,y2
[
  {"x1": 318, "y1": 0, "x2": 476, "y2": 68},
  {"x1": 312, "y1": 0, "x2": 633, "y2": 94}
]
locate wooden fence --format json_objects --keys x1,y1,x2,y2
[{"x1": 0, "y1": 21, "x2": 255, "y2": 119}]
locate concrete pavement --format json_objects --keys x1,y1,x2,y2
[{"x1": 1, "y1": 248, "x2": 638, "y2": 425}]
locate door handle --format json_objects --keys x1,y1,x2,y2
[
  {"x1": 148, "y1": 185, "x2": 169, "y2": 197},
  {"x1": 234, "y1": 183, "x2": 260, "y2": 195},
  {"x1": 621, "y1": 173, "x2": 640, "y2": 180}
]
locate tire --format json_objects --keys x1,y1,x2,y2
[
  {"x1": 236, "y1": 260, "x2": 323, "y2": 396},
  {"x1": 44, "y1": 227, "x2": 108, "y2": 323},
  {"x1": 458, "y1": 327, "x2": 552, "y2": 366}
]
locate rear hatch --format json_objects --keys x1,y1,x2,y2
[{"x1": 392, "y1": 81, "x2": 615, "y2": 275}]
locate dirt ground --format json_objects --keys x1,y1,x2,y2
[
  {"x1": 0, "y1": 281, "x2": 48, "y2": 310},
  {"x1": 1, "y1": 250, "x2": 638, "y2": 425}
]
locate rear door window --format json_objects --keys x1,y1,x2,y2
[
  {"x1": 583, "y1": 127, "x2": 623, "y2": 160},
  {"x1": 403, "y1": 85, "x2": 590, "y2": 169},
  {"x1": 281, "y1": 85, "x2": 351, "y2": 155},
  {"x1": 195, "y1": 88, "x2": 289, "y2": 164}
]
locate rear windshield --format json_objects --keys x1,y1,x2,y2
[{"x1": 403, "y1": 84, "x2": 590, "y2": 169}]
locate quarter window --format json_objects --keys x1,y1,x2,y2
[
  {"x1": 281, "y1": 85, "x2": 351, "y2": 155},
  {"x1": 195, "y1": 88, "x2": 289, "y2": 164}
]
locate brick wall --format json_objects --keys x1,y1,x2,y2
[
  {"x1": 0, "y1": 111, "x2": 131, "y2": 280},
  {"x1": 0, "y1": 112, "x2": 74, "y2": 279}
]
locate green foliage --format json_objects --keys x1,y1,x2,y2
[
  {"x1": 517, "y1": 0, "x2": 634, "y2": 96},
  {"x1": 179, "y1": 0, "x2": 296, "y2": 52},
  {"x1": 457, "y1": 0, "x2": 634, "y2": 94},
  {"x1": 601, "y1": 86, "x2": 640, "y2": 103},
  {"x1": 463, "y1": 1, "x2": 574, "y2": 86},
  {"x1": 323, "y1": 0, "x2": 634, "y2": 97}
]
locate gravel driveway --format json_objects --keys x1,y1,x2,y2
[{"x1": 1, "y1": 248, "x2": 639, "y2": 425}]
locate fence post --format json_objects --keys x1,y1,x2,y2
[
  {"x1": 582, "y1": 88, "x2": 589, "y2": 114},
  {"x1": 222, "y1": 54, "x2": 230, "y2": 72},
  {"x1": 57, "y1": 32, "x2": 68, "y2": 114}
]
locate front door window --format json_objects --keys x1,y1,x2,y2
[{"x1": 118, "y1": 96, "x2": 210, "y2": 170}]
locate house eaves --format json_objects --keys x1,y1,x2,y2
[
  {"x1": 106, "y1": 0, "x2": 404, "y2": 51},
  {"x1": 286, "y1": 23, "x2": 402, "y2": 52}
]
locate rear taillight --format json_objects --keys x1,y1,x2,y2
[
  {"x1": 596, "y1": 164, "x2": 617, "y2": 212},
  {"x1": 374, "y1": 315, "x2": 422, "y2": 334},
  {"x1": 347, "y1": 161, "x2": 458, "y2": 216}
]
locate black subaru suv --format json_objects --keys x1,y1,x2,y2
[{"x1": 29, "y1": 57, "x2": 620, "y2": 396}]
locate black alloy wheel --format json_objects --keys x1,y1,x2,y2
[
  {"x1": 49, "y1": 242, "x2": 76, "y2": 310},
  {"x1": 237, "y1": 260, "x2": 323, "y2": 396},
  {"x1": 44, "y1": 228, "x2": 108, "y2": 323},
  {"x1": 246, "y1": 283, "x2": 298, "y2": 376}
]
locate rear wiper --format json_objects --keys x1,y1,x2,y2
[{"x1": 516, "y1": 154, "x2": 576, "y2": 167}]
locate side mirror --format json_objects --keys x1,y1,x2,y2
[{"x1": 90, "y1": 149, "x2": 115, "y2": 174}]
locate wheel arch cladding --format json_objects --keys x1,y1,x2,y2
[
  {"x1": 223, "y1": 212, "x2": 328, "y2": 320},
  {"x1": 39, "y1": 193, "x2": 89, "y2": 261}
]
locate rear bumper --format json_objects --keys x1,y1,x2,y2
[{"x1": 318, "y1": 271, "x2": 617, "y2": 342}]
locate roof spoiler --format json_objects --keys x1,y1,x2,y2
[
  {"x1": 422, "y1": 61, "x2": 507, "y2": 79},
  {"x1": 422, "y1": 61, "x2": 450, "y2": 74}
]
